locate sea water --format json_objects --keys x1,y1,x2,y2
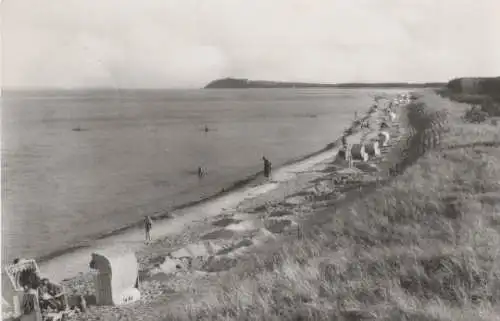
[{"x1": 1, "y1": 88, "x2": 407, "y2": 265}]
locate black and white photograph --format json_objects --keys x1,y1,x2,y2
[{"x1": 1, "y1": 1, "x2": 499, "y2": 320}]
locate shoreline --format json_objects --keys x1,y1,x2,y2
[
  {"x1": 6, "y1": 85, "x2": 500, "y2": 321},
  {"x1": 34, "y1": 104, "x2": 373, "y2": 282},
  {"x1": 57, "y1": 90, "x2": 412, "y2": 321},
  {"x1": 3, "y1": 90, "x2": 415, "y2": 321},
  {"x1": 32, "y1": 121, "x2": 350, "y2": 266}
]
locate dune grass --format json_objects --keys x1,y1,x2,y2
[{"x1": 156, "y1": 93, "x2": 500, "y2": 321}]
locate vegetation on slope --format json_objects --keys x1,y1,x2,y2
[
  {"x1": 437, "y1": 77, "x2": 500, "y2": 104},
  {"x1": 447, "y1": 77, "x2": 500, "y2": 99},
  {"x1": 162, "y1": 93, "x2": 500, "y2": 321}
]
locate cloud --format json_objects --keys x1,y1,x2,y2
[{"x1": 1, "y1": 0, "x2": 499, "y2": 88}]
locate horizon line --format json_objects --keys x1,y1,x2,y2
[{"x1": 1, "y1": 80, "x2": 451, "y2": 91}]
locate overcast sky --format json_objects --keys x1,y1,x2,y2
[{"x1": 1, "y1": 0, "x2": 499, "y2": 89}]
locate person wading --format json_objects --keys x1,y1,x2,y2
[
  {"x1": 262, "y1": 156, "x2": 272, "y2": 179},
  {"x1": 144, "y1": 215, "x2": 153, "y2": 243},
  {"x1": 198, "y1": 166, "x2": 206, "y2": 178}
]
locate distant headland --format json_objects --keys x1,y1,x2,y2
[{"x1": 204, "y1": 77, "x2": 445, "y2": 89}]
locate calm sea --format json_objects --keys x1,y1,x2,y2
[{"x1": 1, "y1": 88, "x2": 407, "y2": 264}]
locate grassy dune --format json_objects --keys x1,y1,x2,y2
[{"x1": 161, "y1": 93, "x2": 500, "y2": 321}]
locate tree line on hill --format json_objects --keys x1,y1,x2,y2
[
  {"x1": 446, "y1": 77, "x2": 500, "y2": 100},
  {"x1": 204, "y1": 77, "x2": 445, "y2": 89}
]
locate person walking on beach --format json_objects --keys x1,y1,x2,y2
[
  {"x1": 144, "y1": 215, "x2": 153, "y2": 243},
  {"x1": 262, "y1": 156, "x2": 272, "y2": 179}
]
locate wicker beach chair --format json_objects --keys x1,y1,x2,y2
[
  {"x1": 4, "y1": 259, "x2": 70, "y2": 320},
  {"x1": 5, "y1": 259, "x2": 41, "y2": 291},
  {"x1": 3, "y1": 259, "x2": 41, "y2": 319}
]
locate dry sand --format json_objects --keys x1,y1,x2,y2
[{"x1": 35, "y1": 92, "x2": 413, "y2": 321}]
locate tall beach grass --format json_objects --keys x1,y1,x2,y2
[{"x1": 161, "y1": 93, "x2": 500, "y2": 321}]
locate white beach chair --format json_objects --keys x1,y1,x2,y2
[
  {"x1": 90, "y1": 249, "x2": 141, "y2": 306},
  {"x1": 350, "y1": 144, "x2": 369, "y2": 162}
]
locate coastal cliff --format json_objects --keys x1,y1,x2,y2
[{"x1": 204, "y1": 77, "x2": 445, "y2": 89}]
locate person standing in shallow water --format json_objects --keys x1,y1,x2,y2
[
  {"x1": 262, "y1": 156, "x2": 272, "y2": 179},
  {"x1": 144, "y1": 215, "x2": 153, "y2": 243},
  {"x1": 198, "y1": 166, "x2": 206, "y2": 178}
]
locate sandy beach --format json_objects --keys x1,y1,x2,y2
[
  {"x1": 36, "y1": 112, "x2": 366, "y2": 282},
  {"x1": 9, "y1": 87, "x2": 499, "y2": 321},
  {"x1": 31, "y1": 90, "x2": 413, "y2": 321},
  {"x1": 3, "y1": 2, "x2": 497, "y2": 320}
]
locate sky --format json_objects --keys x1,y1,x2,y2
[{"x1": 1, "y1": 0, "x2": 499, "y2": 89}]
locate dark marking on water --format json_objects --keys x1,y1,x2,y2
[{"x1": 72, "y1": 127, "x2": 88, "y2": 132}]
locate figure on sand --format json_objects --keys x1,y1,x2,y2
[
  {"x1": 144, "y1": 215, "x2": 153, "y2": 243},
  {"x1": 262, "y1": 156, "x2": 272, "y2": 179}
]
